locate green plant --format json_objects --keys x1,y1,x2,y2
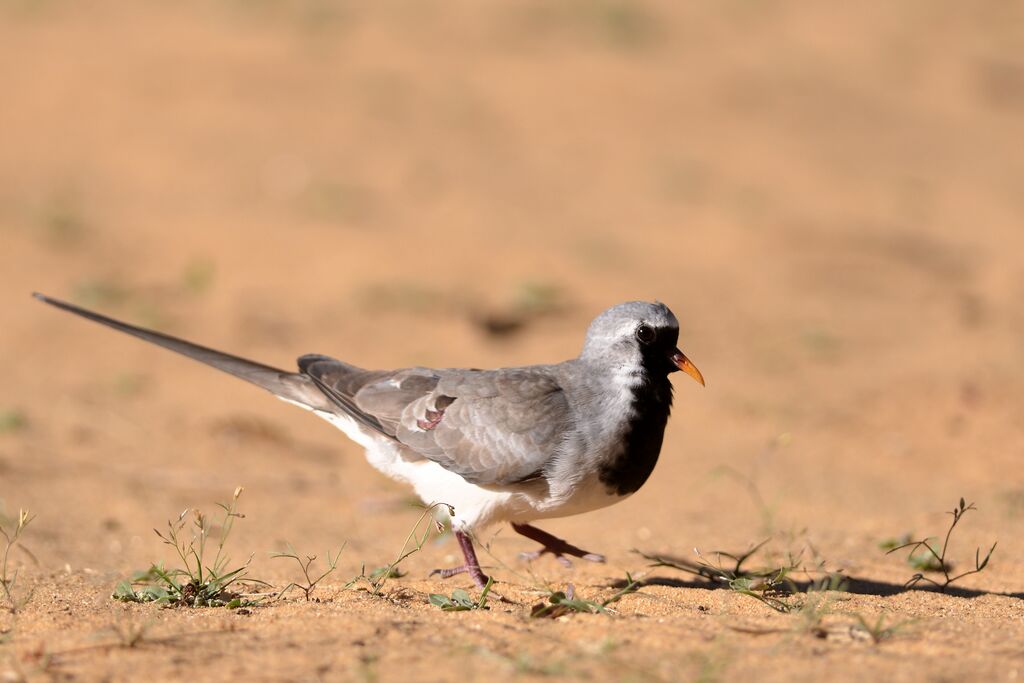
[
  {"x1": 112, "y1": 487, "x2": 266, "y2": 607},
  {"x1": 38, "y1": 191, "x2": 88, "y2": 246},
  {"x1": 790, "y1": 590, "x2": 839, "y2": 637},
  {"x1": 1, "y1": 642, "x2": 54, "y2": 683},
  {"x1": 880, "y1": 533, "x2": 943, "y2": 571},
  {"x1": 1, "y1": 509, "x2": 34, "y2": 613},
  {"x1": 529, "y1": 574, "x2": 640, "y2": 618},
  {"x1": 368, "y1": 565, "x2": 406, "y2": 581},
  {"x1": 639, "y1": 540, "x2": 847, "y2": 614},
  {"x1": 885, "y1": 498, "x2": 997, "y2": 591},
  {"x1": 0, "y1": 410, "x2": 27, "y2": 434},
  {"x1": 726, "y1": 574, "x2": 799, "y2": 613},
  {"x1": 347, "y1": 502, "x2": 454, "y2": 596},
  {"x1": 106, "y1": 619, "x2": 152, "y2": 649},
  {"x1": 73, "y1": 278, "x2": 129, "y2": 309},
  {"x1": 429, "y1": 576, "x2": 494, "y2": 612},
  {"x1": 181, "y1": 259, "x2": 216, "y2": 295},
  {"x1": 273, "y1": 543, "x2": 345, "y2": 601},
  {"x1": 511, "y1": 280, "x2": 563, "y2": 317},
  {"x1": 850, "y1": 612, "x2": 912, "y2": 644},
  {"x1": 641, "y1": 539, "x2": 807, "y2": 605}
]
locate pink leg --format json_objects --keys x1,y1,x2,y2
[
  {"x1": 429, "y1": 530, "x2": 490, "y2": 588},
  {"x1": 511, "y1": 523, "x2": 606, "y2": 568}
]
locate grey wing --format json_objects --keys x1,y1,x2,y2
[
  {"x1": 297, "y1": 355, "x2": 400, "y2": 437},
  {"x1": 354, "y1": 367, "x2": 570, "y2": 486}
]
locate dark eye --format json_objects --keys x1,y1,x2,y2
[{"x1": 635, "y1": 324, "x2": 656, "y2": 344}]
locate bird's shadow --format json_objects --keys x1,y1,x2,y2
[
  {"x1": 622, "y1": 549, "x2": 1023, "y2": 600},
  {"x1": 626, "y1": 574, "x2": 1024, "y2": 600}
]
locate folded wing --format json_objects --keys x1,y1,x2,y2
[{"x1": 301, "y1": 357, "x2": 568, "y2": 486}]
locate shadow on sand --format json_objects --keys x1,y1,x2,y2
[
  {"x1": 628, "y1": 574, "x2": 1023, "y2": 600},
  {"x1": 622, "y1": 549, "x2": 1023, "y2": 600}
]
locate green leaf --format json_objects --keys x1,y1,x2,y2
[
  {"x1": 112, "y1": 581, "x2": 138, "y2": 601},
  {"x1": 428, "y1": 594, "x2": 452, "y2": 608},
  {"x1": 977, "y1": 542, "x2": 997, "y2": 570},
  {"x1": 559, "y1": 598, "x2": 603, "y2": 614},
  {"x1": 450, "y1": 589, "x2": 474, "y2": 607},
  {"x1": 369, "y1": 566, "x2": 405, "y2": 580},
  {"x1": 908, "y1": 552, "x2": 944, "y2": 572},
  {"x1": 476, "y1": 576, "x2": 493, "y2": 609},
  {"x1": 138, "y1": 585, "x2": 171, "y2": 601},
  {"x1": 730, "y1": 577, "x2": 755, "y2": 591},
  {"x1": 0, "y1": 409, "x2": 27, "y2": 434}
]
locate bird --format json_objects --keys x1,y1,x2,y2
[{"x1": 34, "y1": 293, "x2": 704, "y2": 587}]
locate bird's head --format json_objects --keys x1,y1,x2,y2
[{"x1": 580, "y1": 301, "x2": 704, "y2": 386}]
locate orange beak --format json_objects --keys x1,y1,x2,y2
[{"x1": 670, "y1": 349, "x2": 705, "y2": 386}]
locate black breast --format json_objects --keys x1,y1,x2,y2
[{"x1": 598, "y1": 376, "x2": 674, "y2": 496}]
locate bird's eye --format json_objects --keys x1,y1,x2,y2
[{"x1": 635, "y1": 324, "x2": 656, "y2": 344}]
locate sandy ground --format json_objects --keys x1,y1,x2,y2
[{"x1": 1, "y1": 1, "x2": 1024, "y2": 681}]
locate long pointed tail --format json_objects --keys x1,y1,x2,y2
[{"x1": 33, "y1": 292, "x2": 330, "y2": 410}]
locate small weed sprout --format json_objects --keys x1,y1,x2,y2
[
  {"x1": 273, "y1": 543, "x2": 346, "y2": 601},
  {"x1": 0, "y1": 409, "x2": 28, "y2": 434},
  {"x1": 1, "y1": 509, "x2": 34, "y2": 613},
  {"x1": 529, "y1": 573, "x2": 640, "y2": 618},
  {"x1": 1, "y1": 643, "x2": 54, "y2": 683},
  {"x1": 886, "y1": 498, "x2": 997, "y2": 591},
  {"x1": 107, "y1": 619, "x2": 151, "y2": 649},
  {"x1": 727, "y1": 575, "x2": 797, "y2": 613},
  {"x1": 181, "y1": 260, "x2": 216, "y2": 296},
  {"x1": 429, "y1": 577, "x2": 494, "y2": 612},
  {"x1": 113, "y1": 487, "x2": 267, "y2": 607},
  {"x1": 368, "y1": 565, "x2": 406, "y2": 581},
  {"x1": 794, "y1": 592, "x2": 837, "y2": 638},
  {"x1": 641, "y1": 539, "x2": 801, "y2": 612},
  {"x1": 880, "y1": 533, "x2": 943, "y2": 571},
  {"x1": 640, "y1": 538, "x2": 776, "y2": 586},
  {"x1": 348, "y1": 502, "x2": 454, "y2": 596},
  {"x1": 639, "y1": 540, "x2": 847, "y2": 614},
  {"x1": 850, "y1": 612, "x2": 912, "y2": 644}
]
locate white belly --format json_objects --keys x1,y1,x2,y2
[{"x1": 295, "y1": 403, "x2": 628, "y2": 532}]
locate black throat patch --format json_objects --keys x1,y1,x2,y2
[{"x1": 597, "y1": 369, "x2": 674, "y2": 497}]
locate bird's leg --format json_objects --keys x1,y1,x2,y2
[
  {"x1": 511, "y1": 523, "x2": 606, "y2": 568},
  {"x1": 428, "y1": 530, "x2": 491, "y2": 588}
]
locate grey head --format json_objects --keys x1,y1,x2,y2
[{"x1": 580, "y1": 301, "x2": 704, "y2": 385}]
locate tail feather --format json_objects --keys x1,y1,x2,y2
[{"x1": 33, "y1": 292, "x2": 330, "y2": 411}]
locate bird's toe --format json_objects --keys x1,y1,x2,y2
[{"x1": 429, "y1": 565, "x2": 468, "y2": 579}]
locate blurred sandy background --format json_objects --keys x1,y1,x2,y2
[{"x1": 1, "y1": 2, "x2": 1023, "y2": 681}]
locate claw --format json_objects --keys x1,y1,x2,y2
[{"x1": 429, "y1": 565, "x2": 469, "y2": 579}]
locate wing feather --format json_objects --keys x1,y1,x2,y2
[
  {"x1": 363, "y1": 368, "x2": 568, "y2": 485},
  {"x1": 298, "y1": 358, "x2": 570, "y2": 486}
]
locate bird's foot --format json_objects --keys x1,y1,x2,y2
[
  {"x1": 512, "y1": 523, "x2": 606, "y2": 568},
  {"x1": 428, "y1": 530, "x2": 491, "y2": 588},
  {"x1": 429, "y1": 565, "x2": 469, "y2": 579},
  {"x1": 517, "y1": 547, "x2": 606, "y2": 568},
  {"x1": 428, "y1": 564, "x2": 491, "y2": 587}
]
